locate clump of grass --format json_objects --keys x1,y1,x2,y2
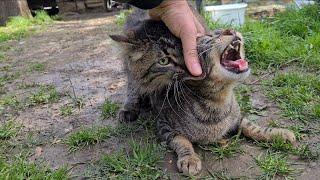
[
  {"x1": 272, "y1": 5, "x2": 320, "y2": 38},
  {"x1": 0, "y1": 121, "x2": 20, "y2": 140},
  {"x1": 292, "y1": 145, "x2": 319, "y2": 161},
  {"x1": 116, "y1": 9, "x2": 133, "y2": 26},
  {"x1": 0, "y1": 153, "x2": 69, "y2": 179},
  {"x1": 0, "y1": 11, "x2": 53, "y2": 42},
  {"x1": 65, "y1": 126, "x2": 113, "y2": 151},
  {"x1": 255, "y1": 152, "x2": 294, "y2": 179},
  {"x1": 257, "y1": 135, "x2": 294, "y2": 152},
  {"x1": 101, "y1": 99, "x2": 120, "y2": 119},
  {"x1": 288, "y1": 125, "x2": 305, "y2": 141},
  {"x1": 268, "y1": 120, "x2": 280, "y2": 128},
  {"x1": 0, "y1": 73, "x2": 20, "y2": 87},
  {"x1": 28, "y1": 63, "x2": 45, "y2": 72},
  {"x1": 257, "y1": 135, "x2": 319, "y2": 161},
  {"x1": 200, "y1": 135, "x2": 243, "y2": 159},
  {"x1": 0, "y1": 53, "x2": 7, "y2": 62},
  {"x1": 235, "y1": 86, "x2": 252, "y2": 114},
  {"x1": 207, "y1": 169, "x2": 242, "y2": 180},
  {"x1": 93, "y1": 139, "x2": 165, "y2": 179},
  {"x1": 60, "y1": 105, "x2": 73, "y2": 116},
  {"x1": 32, "y1": 11, "x2": 53, "y2": 25},
  {"x1": 266, "y1": 73, "x2": 320, "y2": 122},
  {"x1": 0, "y1": 96, "x2": 20, "y2": 109},
  {"x1": 18, "y1": 82, "x2": 38, "y2": 89},
  {"x1": 27, "y1": 85, "x2": 59, "y2": 106},
  {"x1": 111, "y1": 117, "x2": 157, "y2": 139}
]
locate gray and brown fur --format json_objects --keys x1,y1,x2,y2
[{"x1": 110, "y1": 9, "x2": 295, "y2": 176}]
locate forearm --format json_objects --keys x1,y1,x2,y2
[{"x1": 115, "y1": 0, "x2": 164, "y2": 9}]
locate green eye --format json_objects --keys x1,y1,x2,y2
[{"x1": 159, "y1": 58, "x2": 170, "y2": 65}]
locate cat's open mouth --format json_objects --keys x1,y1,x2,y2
[{"x1": 220, "y1": 38, "x2": 249, "y2": 74}]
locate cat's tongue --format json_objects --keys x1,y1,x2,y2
[{"x1": 222, "y1": 59, "x2": 248, "y2": 71}]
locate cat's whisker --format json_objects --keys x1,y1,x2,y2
[
  {"x1": 173, "y1": 81, "x2": 189, "y2": 116},
  {"x1": 198, "y1": 46, "x2": 214, "y2": 58},
  {"x1": 178, "y1": 81, "x2": 192, "y2": 105},
  {"x1": 175, "y1": 81, "x2": 185, "y2": 106},
  {"x1": 153, "y1": 82, "x2": 172, "y2": 121},
  {"x1": 182, "y1": 82, "x2": 206, "y2": 101},
  {"x1": 196, "y1": 37, "x2": 214, "y2": 47},
  {"x1": 165, "y1": 82, "x2": 185, "y2": 121}
]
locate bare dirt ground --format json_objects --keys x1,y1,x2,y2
[{"x1": 1, "y1": 11, "x2": 319, "y2": 179}]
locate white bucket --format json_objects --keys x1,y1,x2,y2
[{"x1": 204, "y1": 3, "x2": 248, "y2": 26}]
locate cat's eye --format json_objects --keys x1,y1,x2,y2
[{"x1": 158, "y1": 58, "x2": 170, "y2": 66}]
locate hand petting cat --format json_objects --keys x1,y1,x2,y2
[{"x1": 149, "y1": 0, "x2": 205, "y2": 76}]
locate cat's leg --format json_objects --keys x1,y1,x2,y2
[
  {"x1": 240, "y1": 118, "x2": 296, "y2": 143},
  {"x1": 157, "y1": 118, "x2": 201, "y2": 175}
]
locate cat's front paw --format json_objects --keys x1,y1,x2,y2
[
  {"x1": 177, "y1": 154, "x2": 202, "y2": 176},
  {"x1": 118, "y1": 109, "x2": 139, "y2": 123}
]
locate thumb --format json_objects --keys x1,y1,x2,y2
[{"x1": 180, "y1": 30, "x2": 202, "y2": 76}]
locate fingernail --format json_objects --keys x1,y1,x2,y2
[{"x1": 191, "y1": 62, "x2": 202, "y2": 76}]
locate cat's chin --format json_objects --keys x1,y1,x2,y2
[{"x1": 218, "y1": 66, "x2": 251, "y2": 82}]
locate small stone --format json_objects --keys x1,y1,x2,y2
[{"x1": 35, "y1": 147, "x2": 43, "y2": 158}]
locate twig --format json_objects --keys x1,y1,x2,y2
[{"x1": 246, "y1": 72, "x2": 273, "y2": 85}]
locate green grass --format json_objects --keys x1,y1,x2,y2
[
  {"x1": 255, "y1": 152, "x2": 294, "y2": 179},
  {"x1": 267, "y1": 120, "x2": 280, "y2": 128},
  {"x1": 235, "y1": 85, "x2": 252, "y2": 114},
  {"x1": 0, "y1": 153, "x2": 69, "y2": 179},
  {"x1": 18, "y1": 82, "x2": 38, "y2": 89},
  {"x1": 65, "y1": 116, "x2": 158, "y2": 152},
  {"x1": 288, "y1": 125, "x2": 305, "y2": 141},
  {"x1": 257, "y1": 136, "x2": 319, "y2": 161},
  {"x1": 266, "y1": 73, "x2": 320, "y2": 122},
  {"x1": 257, "y1": 136, "x2": 294, "y2": 152},
  {"x1": 205, "y1": 5, "x2": 320, "y2": 71},
  {"x1": 28, "y1": 63, "x2": 45, "y2": 72},
  {"x1": 206, "y1": 169, "x2": 244, "y2": 180},
  {"x1": 65, "y1": 126, "x2": 114, "y2": 151},
  {"x1": 0, "y1": 11, "x2": 53, "y2": 42},
  {"x1": 60, "y1": 105, "x2": 73, "y2": 116},
  {"x1": 92, "y1": 139, "x2": 165, "y2": 179},
  {"x1": 292, "y1": 145, "x2": 319, "y2": 161},
  {"x1": 0, "y1": 96, "x2": 20, "y2": 109},
  {"x1": 0, "y1": 73, "x2": 20, "y2": 87},
  {"x1": 0, "y1": 121, "x2": 20, "y2": 140},
  {"x1": 27, "y1": 85, "x2": 59, "y2": 106},
  {"x1": 0, "y1": 53, "x2": 7, "y2": 62},
  {"x1": 272, "y1": 5, "x2": 320, "y2": 39},
  {"x1": 116, "y1": 9, "x2": 133, "y2": 26},
  {"x1": 101, "y1": 99, "x2": 120, "y2": 119},
  {"x1": 199, "y1": 135, "x2": 243, "y2": 159}
]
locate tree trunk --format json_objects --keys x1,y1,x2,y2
[{"x1": 0, "y1": 0, "x2": 32, "y2": 26}]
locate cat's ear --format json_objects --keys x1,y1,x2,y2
[{"x1": 110, "y1": 35, "x2": 137, "y2": 45}]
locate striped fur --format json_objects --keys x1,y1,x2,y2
[{"x1": 240, "y1": 118, "x2": 296, "y2": 143}]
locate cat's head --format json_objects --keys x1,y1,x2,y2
[
  {"x1": 111, "y1": 20, "x2": 250, "y2": 93},
  {"x1": 199, "y1": 29, "x2": 250, "y2": 84}
]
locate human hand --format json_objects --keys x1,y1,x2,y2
[{"x1": 149, "y1": 0, "x2": 205, "y2": 76}]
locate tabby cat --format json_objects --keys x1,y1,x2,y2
[{"x1": 110, "y1": 9, "x2": 295, "y2": 176}]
